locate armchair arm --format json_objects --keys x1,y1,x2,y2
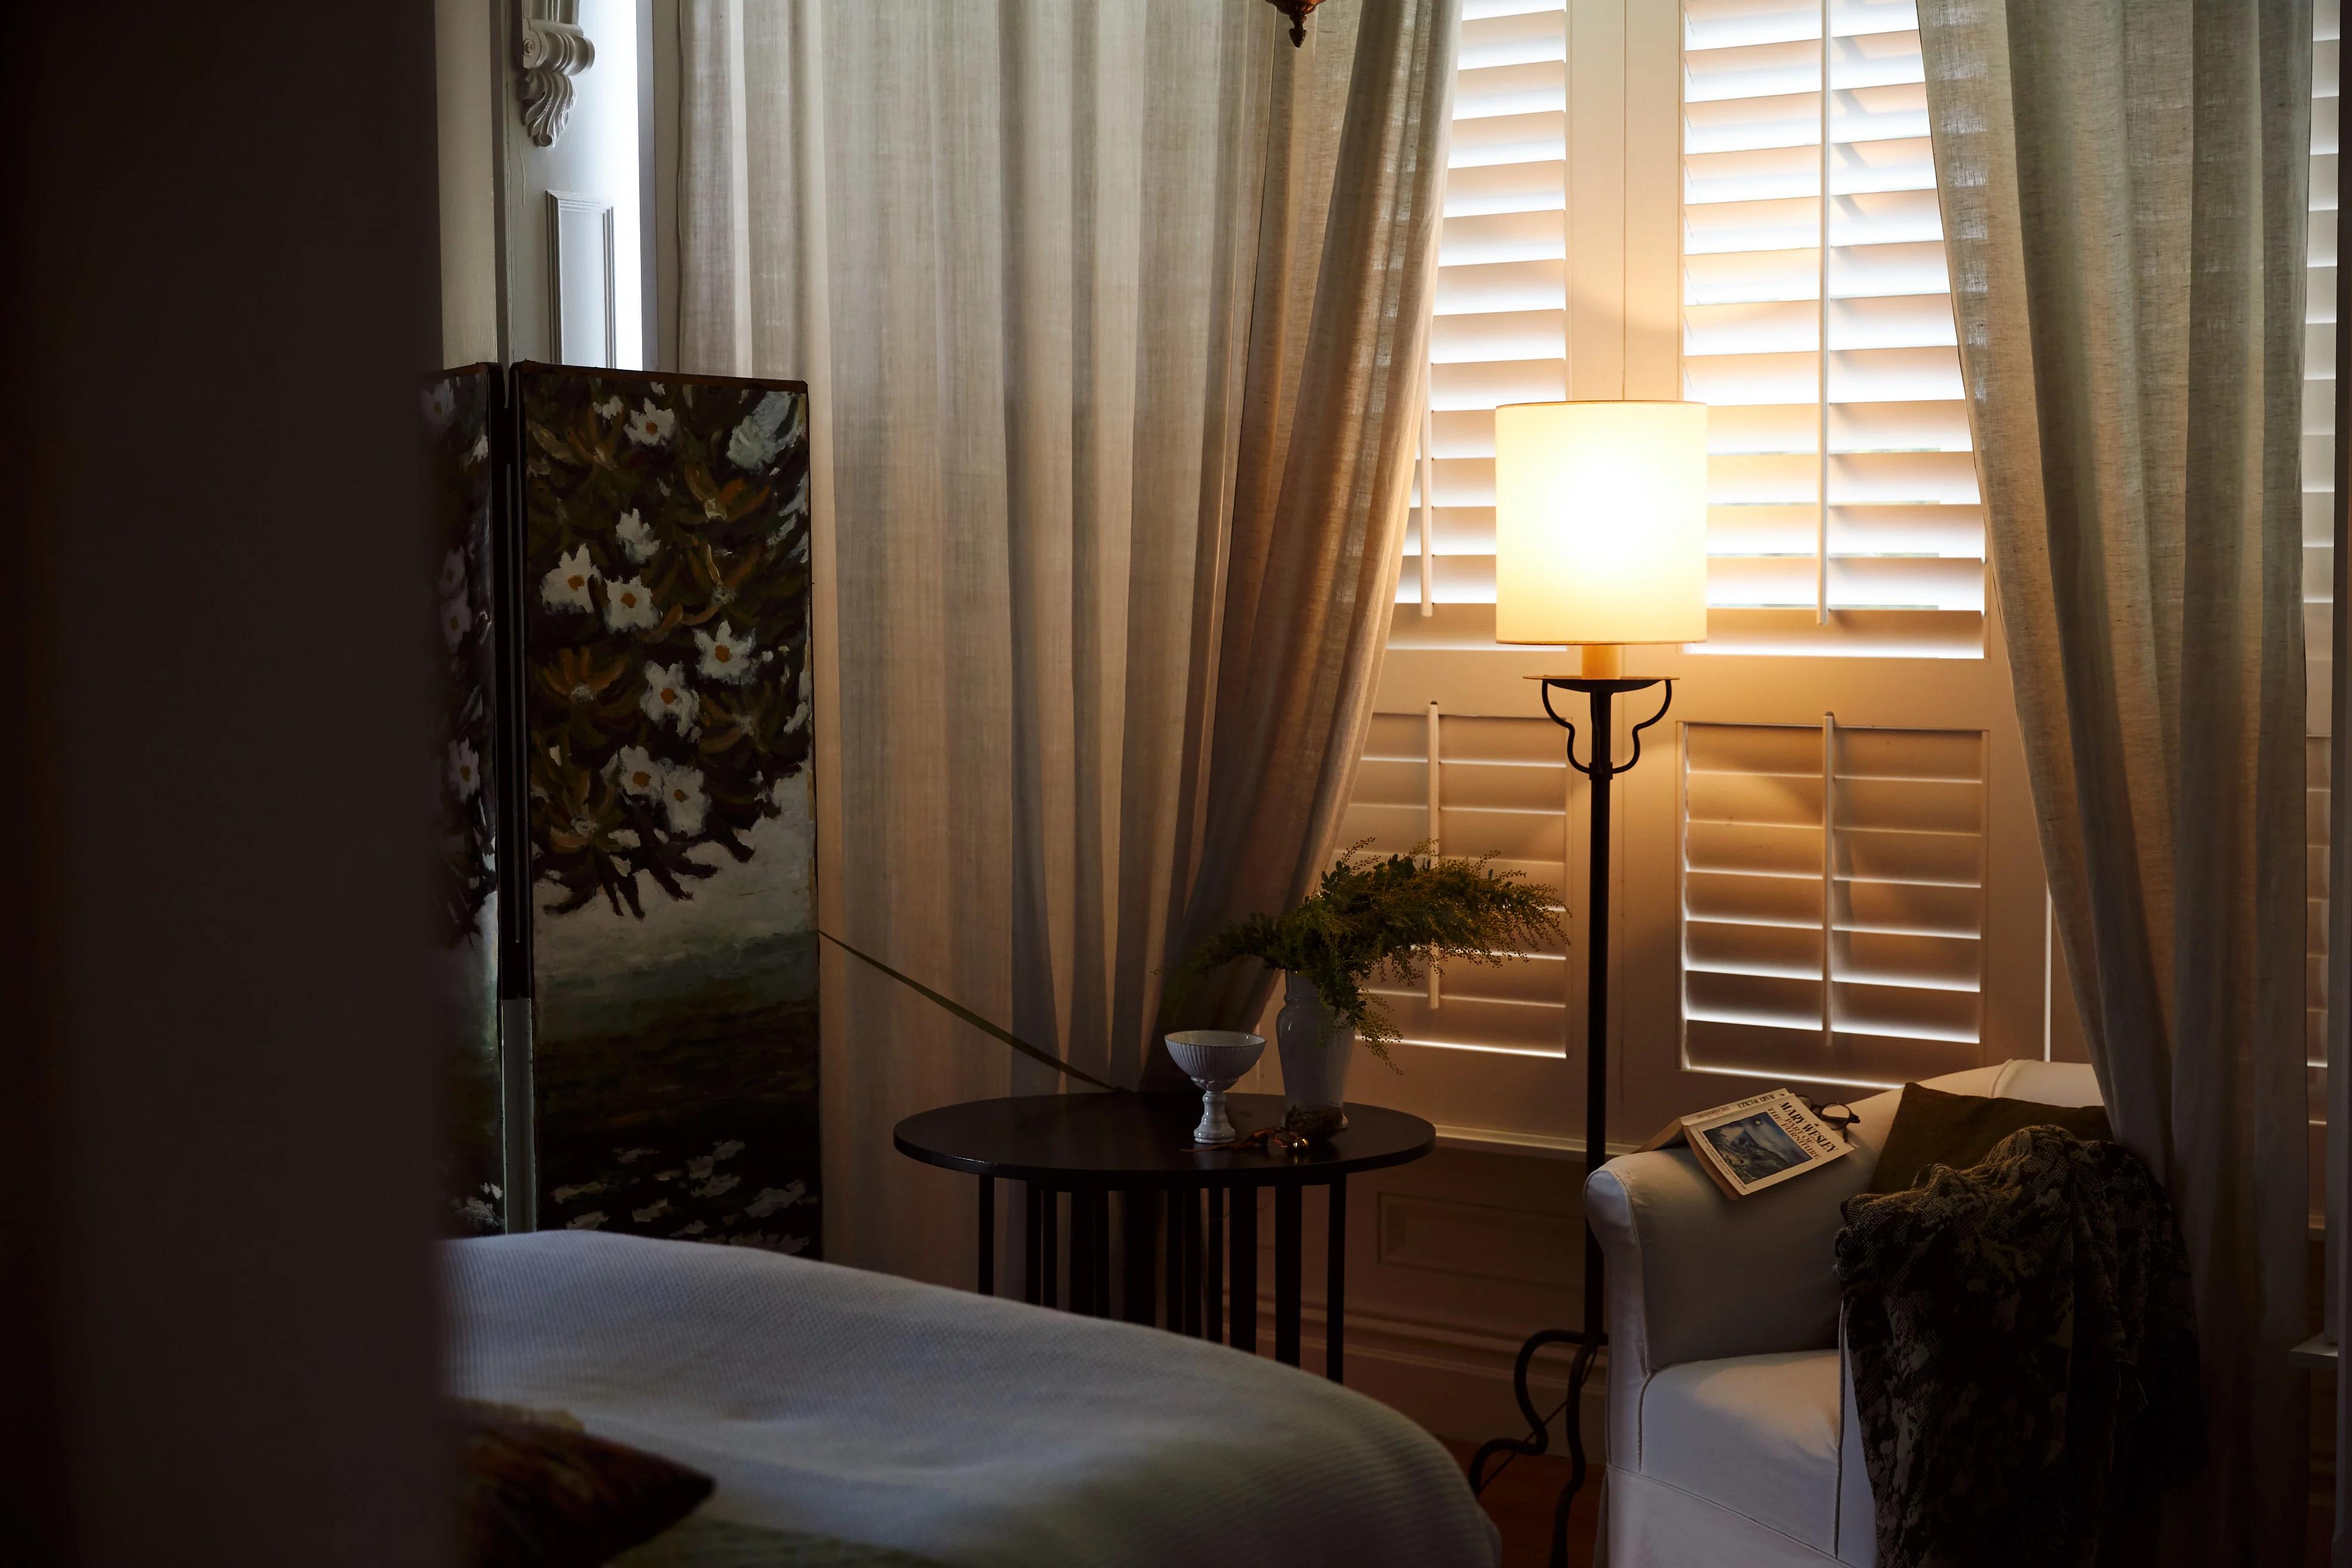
[
  {"x1": 1587, "y1": 1145, "x2": 1862, "y2": 1370},
  {"x1": 1585, "y1": 1145, "x2": 1864, "y2": 1469}
]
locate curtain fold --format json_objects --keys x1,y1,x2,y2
[
  {"x1": 1917, "y1": 1, "x2": 2311, "y2": 1557},
  {"x1": 1167, "y1": 0, "x2": 1451, "y2": 1039},
  {"x1": 678, "y1": 0, "x2": 1454, "y2": 1283}
]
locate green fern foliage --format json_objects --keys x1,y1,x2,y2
[{"x1": 1166, "y1": 841, "x2": 1562, "y2": 1064}]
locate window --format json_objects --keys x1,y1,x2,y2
[{"x1": 1338, "y1": 0, "x2": 2069, "y2": 1154}]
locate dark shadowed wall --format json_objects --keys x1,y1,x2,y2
[{"x1": 1, "y1": 6, "x2": 446, "y2": 1563}]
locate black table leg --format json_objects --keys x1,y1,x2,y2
[
  {"x1": 1325, "y1": 1176, "x2": 1347, "y2": 1382},
  {"x1": 977, "y1": 1175, "x2": 994, "y2": 1296},
  {"x1": 1092, "y1": 1192, "x2": 1113, "y2": 1315},
  {"x1": 1122, "y1": 1190, "x2": 1154, "y2": 1324},
  {"x1": 1041, "y1": 1187, "x2": 1058, "y2": 1310},
  {"x1": 1084, "y1": 1191, "x2": 1111, "y2": 1317},
  {"x1": 1274, "y1": 1184, "x2": 1301, "y2": 1366},
  {"x1": 1230, "y1": 1186, "x2": 1258, "y2": 1355},
  {"x1": 1070, "y1": 1190, "x2": 1095, "y2": 1316},
  {"x1": 1024, "y1": 1183, "x2": 1043, "y2": 1305},
  {"x1": 1180, "y1": 1186, "x2": 1203, "y2": 1336},
  {"x1": 1164, "y1": 1189, "x2": 1186, "y2": 1330},
  {"x1": 1205, "y1": 1187, "x2": 1225, "y2": 1345}
]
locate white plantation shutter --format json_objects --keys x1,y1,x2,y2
[
  {"x1": 1398, "y1": 0, "x2": 1568, "y2": 646},
  {"x1": 1682, "y1": 719, "x2": 1985, "y2": 1087},
  {"x1": 1681, "y1": 0, "x2": 1981, "y2": 657},
  {"x1": 1341, "y1": 709, "x2": 1573, "y2": 1054}
]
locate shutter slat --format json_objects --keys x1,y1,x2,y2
[
  {"x1": 1834, "y1": 503, "x2": 1985, "y2": 556},
  {"x1": 1686, "y1": 300, "x2": 1818, "y2": 356},
  {"x1": 1834, "y1": 398, "x2": 1969, "y2": 451},
  {"x1": 1687, "y1": 348, "x2": 1821, "y2": 405},
  {"x1": 1833, "y1": 240, "x2": 1949, "y2": 297},
  {"x1": 1831, "y1": 979, "x2": 1977, "y2": 1039},
  {"x1": 1840, "y1": 930, "x2": 1981, "y2": 989},
  {"x1": 1686, "y1": 246, "x2": 1822, "y2": 306},
  {"x1": 1709, "y1": 556, "x2": 1825, "y2": 607},
  {"x1": 1828, "y1": 556, "x2": 1985, "y2": 611},
  {"x1": 1446, "y1": 160, "x2": 1568, "y2": 216},
  {"x1": 1688, "y1": 970, "x2": 1825, "y2": 1027},
  {"x1": 1441, "y1": 759, "x2": 1569, "y2": 816},
  {"x1": 1455, "y1": 60, "x2": 1568, "y2": 121},
  {"x1": 1441, "y1": 210, "x2": 1569, "y2": 267},
  {"x1": 1459, "y1": 8, "x2": 1567, "y2": 70},
  {"x1": 1429, "y1": 456, "x2": 1496, "y2": 504},
  {"x1": 1431, "y1": 307, "x2": 1569, "y2": 364},
  {"x1": 1706, "y1": 404, "x2": 1821, "y2": 453},
  {"x1": 1436, "y1": 258, "x2": 1568, "y2": 314},
  {"x1": 1431, "y1": 357, "x2": 1568, "y2": 410},
  {"x1": 1687, "y1": 918, "x2": 1823, "y2": 977},
  {"x1": 1708, "y1": 502, "x2": 1820, "y2": 553},
  {"x1": 1833, "y1": 294, "x2": 1958, "y2": 349},
  {"x1": 1709, "y1": 451, "x2": 1817, "y2": 502},
  {"x1": 1451, "y1": 110, "x2": 1567, "y2": 169},
  {"x1": 1830, "y1": 450, "x2": 1979, "y2": 504},
  {"x1": 1688, "y1": 818, "x2": 1822, "y2": 877}
]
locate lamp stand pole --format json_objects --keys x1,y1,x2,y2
[{"x1": 1469, "y1": 671, "x2": 1675, "y2": 1568}]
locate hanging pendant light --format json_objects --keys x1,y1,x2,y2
[{"x1": 1261, "y1": 0, "x2": 1330, "y2": 47}]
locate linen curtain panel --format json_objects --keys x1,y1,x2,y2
[
  {"x1": 1917, "y1": 1, "x2": 2311, "y2": 1557},
  {"x1": 678, "y1": 0, "x2": 1453, "y2": 1283}
]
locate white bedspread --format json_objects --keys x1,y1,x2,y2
[{"x1": 446, "y1": 1233, "x2": 1499, "y2": 1568}]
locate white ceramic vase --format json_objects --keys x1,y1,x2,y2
[{"x1": 1275, "y1": 972, "x2": 1353, "y2": 1127}]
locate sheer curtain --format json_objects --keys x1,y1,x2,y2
[
  {"x1": 1918, "y1": 1, "x2": 2311, "y2": 1557},
  {"x1": 678, "y1": 0, "x2": 1454, "y2": 1283}
]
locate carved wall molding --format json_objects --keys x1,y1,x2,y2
[
  {"x1": 546, "y1": 191, "x2": 617, "y2": 368},
  {"x1": 518, "y1": 0, "x2": 595, "y2": 149}
]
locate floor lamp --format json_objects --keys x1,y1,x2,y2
[{"x1": 1466, "y1": 400, "x2": 1711, "y2": 1567}]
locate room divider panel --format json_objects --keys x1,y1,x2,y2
[{"x1": 430, "y1": 361, "x2": 820, "y2": 1260}]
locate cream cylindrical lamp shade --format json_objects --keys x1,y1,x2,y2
[{"x1": 1493, "y1": 400, "x2": 1710, "y2": 661}]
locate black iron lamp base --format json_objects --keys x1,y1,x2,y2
[{"x1": 1467, "y1": 673, "x2": 1674, "y2": 1568}]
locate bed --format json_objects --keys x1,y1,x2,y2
[{"x1": 445, "y1": 1232, "x2": 1500, "y2": 1567}]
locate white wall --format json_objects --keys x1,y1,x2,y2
[
  {"x1": 567, "y1": 0, "x2": 645, "y2": 368},
  {"x1": 435, "y1": 0, "x2": 500, "y2": 364}
]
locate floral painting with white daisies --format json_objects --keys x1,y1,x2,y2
[{"x1": 516, "y1": 365, "x2": 819, "y2": 1261}]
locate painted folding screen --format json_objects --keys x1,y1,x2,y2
[
  {"x1": 512, "y1": 364, "x2": 819, "y2": 1257},
  {"x1": 426, "y1": 363, "x2": 506, "y2": 1235}
]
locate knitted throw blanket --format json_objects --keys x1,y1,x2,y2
[{"x1": 1834, "y1": 1126, "x2": 2204, "y2": 1568}]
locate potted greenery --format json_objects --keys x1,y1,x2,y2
[{"x1": 1166, "y1": 843, "x2": 1560, "y2": 1127}]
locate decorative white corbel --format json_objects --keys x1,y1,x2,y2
[{"x1": 518, "y1": 0, "x2": 595, "y2": 149}]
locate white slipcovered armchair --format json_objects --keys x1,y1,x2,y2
[{"x1": 1584, "y1": 1059, "x2": 2104, "y2": 1567}]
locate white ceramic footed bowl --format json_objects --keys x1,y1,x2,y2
[{"x1": 1164, "y1": 1029, "x2": 1266, "y2": 1085}]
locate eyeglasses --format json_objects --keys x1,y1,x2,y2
[{"x1": 1805, "y1": 1099, "x2": 1861, "y2": 1135}]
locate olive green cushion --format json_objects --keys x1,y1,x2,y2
[{"x1": 1863, "y1": 1080, "x2": 2114, "y2": 1194}]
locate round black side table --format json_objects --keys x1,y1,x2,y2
[{"x1": 893, "y1": 1092, "x2": 1434, "y2": 1383}]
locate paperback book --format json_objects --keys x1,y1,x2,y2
[{"x1": 1640, "y1": 1089, "x2": 1853, "y2": 1199}]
